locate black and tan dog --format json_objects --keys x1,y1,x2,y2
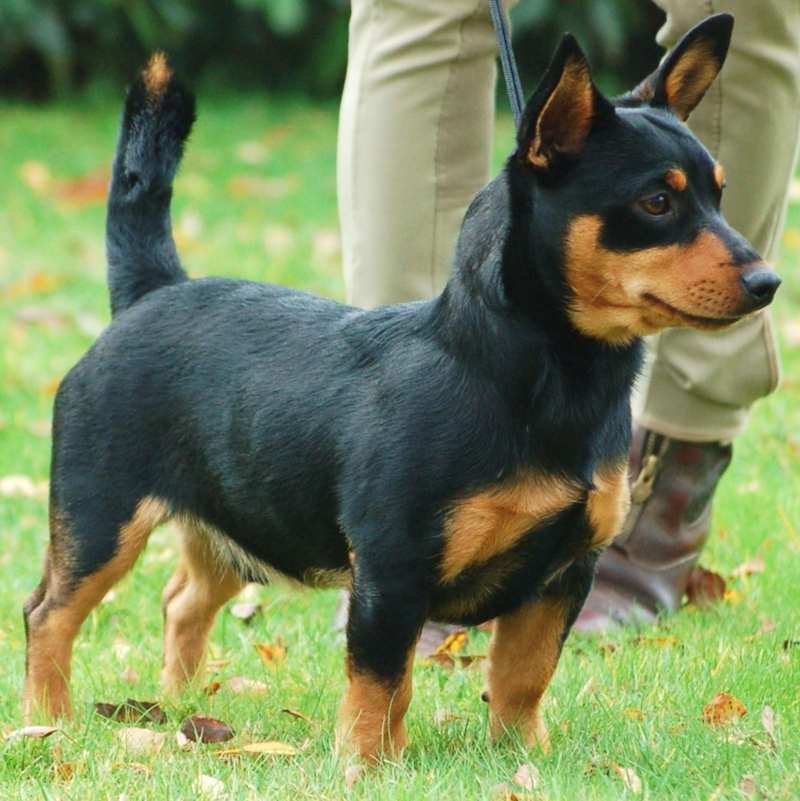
[{"x1": 24, "y1": 14, "x2": 778, "y2": 761}]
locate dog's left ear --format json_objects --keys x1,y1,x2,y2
[
  {"x1": 517, "y1": 34, "x2": 614, "y2": 173},
  {"x1": 625, "y1": 13, "x2": 734, "y2": 121}
]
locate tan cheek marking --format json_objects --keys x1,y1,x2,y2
[
  {"x1": 336, "y1": 651, "x2": 414, "y2": 762},
  {"x1": 587, "y1": 463, "x2": 630, "y2": 548},
  {"x1": 441, "y1": 473, "x2": 584, "y2": 583},
  {"x1": 665, "y1": 168, "x2": 688, "y2": 191},
  {"x1": 487, "y1": 598, "x2": 567, "y2": 748},
  {"x1": 565, "y1": 216, "x2": 742, "y2": 342},
  {"x1": 714, "y1": 162, "x2": 726, "y2": 189}
]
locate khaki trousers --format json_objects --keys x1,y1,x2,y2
[{"x1": 337, "y1": 0, "x2": 800, "y2": 441}]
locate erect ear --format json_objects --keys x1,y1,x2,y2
[
  {"x1": 626, "y1": 13, "x2": 733, "y2": 121},
  {"x1": 517, "y1": 33, "x2": 614, "y2": 172}
]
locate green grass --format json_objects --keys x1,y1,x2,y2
[{"x1": 1, "y1": 92, "x2": 799, "y2": 801}]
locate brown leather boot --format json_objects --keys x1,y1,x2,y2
[{"x1": 575, "y1": 426, "x2": 732, "y2": 633}]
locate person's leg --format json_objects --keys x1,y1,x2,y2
[
  {"x1": 579, "y1": 0, "x2": 800, "y2": 630},
  {"x1": 337, "y1": 0, "x2": 508, "y2": 309},
  {"x1": 335, "y1": 0, "x2": 516, "y2": 645}
]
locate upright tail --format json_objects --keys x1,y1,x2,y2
[{"x1": 106, "y1": 53, "x2": 195, "y2": 317}]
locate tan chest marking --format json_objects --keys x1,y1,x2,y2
[
  {"x1": 441, "y1": 473, "x2": 583, "y2": 583},
  {"x1": 587, "y1": 463, "x2": 630, "y2": 548}
]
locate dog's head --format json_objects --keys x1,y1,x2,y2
[{"x1": 510, "y1": 14, "x2": 779, "y2": 345}]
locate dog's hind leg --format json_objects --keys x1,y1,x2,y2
[
  {"x1": 486, "y1": 554, "x2": 596, "y2": 749},
  {"x1": 161, "y1": 521, "x2": 244, "y2": 693},
  {"x1": 23, "y1": 497, "x2": 168, "y2": 722}
]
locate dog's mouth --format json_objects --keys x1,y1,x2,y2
[{"x1": 642, "y1": 294, "x2": 742, "y2": 329}]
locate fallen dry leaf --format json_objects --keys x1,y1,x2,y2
[
  {"x1": 311, "y1": 228, "x2": 341, "y2": 264},
  {"x1": 53, "y1": 761, "x2": 75, "y2": 782},
  {"x1": 761, "y1": 705, "x2": 776, "y2": 746},
  {"x1": 723, "y1": 588, "x2": 743, "y2": 605},
  {"x1": 241, "y1": 741, "x2": 298, "y2": 756},
  {"x1": 703, "y1": 693, "x2": 747, "y2": 726},
  {"x1": 432, "y1": 630, "x2": 468, "y2": 656},
  {"x1": 112, "y1": 638, "x2": 132, "y2": 661},
  {"x1": 5, "y1": 725, "x2": 58, "y2": 741},
  {"x1": 576, "y1": 677, "x2": 596, "y2": 702},
  {"x1": 120, "y1": 666, "x2": 140, "y2": 686},
  {"x1": 2, "y1": 271, "x2": 61, "y2": 301},
  {"x1": 42, "y1": 377, "x2": 61, "y2": 397},
  {"x1": 613, "y1": 765, "x2": 643, "y2": 794},
  {"x1": 489, "y1": 783, "x2": 531, "y2": 801},
  {"x1": 235, "y1": 141, "x2": 270, "y2": 164},
  {"x1": 216, "y1": 741, "x2": 298, "y2": 759},
  {"x1": 118, "y1": 761, "x2": 151, "y2": 775},
  {"x1": 117, "y1": 727, "x2": 166, "y2": 755},
  {"x1": 227, "y1": 175, "x2": 296, "y2": 200},
  {"x1": 176, "y1": 730, "x2": 193, "y2": 751},
  {"x1": 739, "y1": 775, "x2": 757, "y2": 798},
  {"x1": 226, "y1": 676, "x2": 268, "y2": 696},
  {"x1": 196, "y1": 774, "x2": 225, "y2": 800},
  {"x1": 230, "y1": 601, "x2": 261, "y2": 623},
  {"x1": 179, "y1": 715, "x2": 234, "y2": 744},
  {"x1": 732, "y1": 557, "x2": 765, "y2": 579},
  {"x1": 745, "y1": 619, "x2": 776, "y2": 641},
  {"x1": 281, "y1": 708, "x2": 310, "y2": 724},
  {"x1": 686, "y1": 566, "x2": 726, "y2": 607},
  {"x1": 512, "y1": 763, "x2": 541, "y2": 791},
  {"x1": 74, "y1": 312, "x2": 105, "y2": 338},
  {"x1": 427, "y1": 652, "x2": 485, "y2": 669},
  {"x1": 56, "y1": 169, "x2": 108, "y2": 207},
  {"x1": 94, "y1": 699, "x2": 167, "y2": 725},
  {"x1": 344, "y1": 763, "x2": 364, "y2": 788},
  {"x1": 633, "y1": 635, "x2": 679, "y2": 648},
  {"x1": 783, "y1": 319, "x2": 800, "y2": 346},
  {"x1": 254, "y1": 640, "x2": 286, "y2": 666},
  {"x1": 14, "y1": 305, "x2": 69, "y2": 330},
  {"x1": 434, "y1": 709, "x2": 463, "y2": 726},
  {"x1": 0, "y1": 475, "x2": 47, "y2": 499},
  {"x1": 262, "y1": 224, "x2": 296, "y2": 258},
  {"x1": 20, "y1": 160, "x2": 52, "y2": 192}
]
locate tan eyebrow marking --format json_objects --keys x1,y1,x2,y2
[
  {"x1": 713, "y1": 162, "x2": 726, "y2": 189},
  {"x1": 665, "y1": 168, "x2": 688, "y2": 192}
]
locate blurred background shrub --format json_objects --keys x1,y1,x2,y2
[{"x1": 0, "y1": 0, "x2": 663, "y2": 99}]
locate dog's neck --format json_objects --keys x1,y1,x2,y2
[{"x1": 429, "y1": 168, "x2": 643, "y2": 416}]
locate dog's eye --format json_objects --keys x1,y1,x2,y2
[{"x1": 639, "y1": 193, "x2": 672, "y2": 216}]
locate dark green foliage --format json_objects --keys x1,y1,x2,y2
[
  {"x1": 511, "y1": 0, "x2": 664, "y2": 96},
  {"x1": 0, "y1": 1, "x2": 662, "y2": 100}
]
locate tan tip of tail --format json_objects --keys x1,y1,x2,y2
[{"x1": 143, "y1": 52, "x2": 172, "y2": 104}]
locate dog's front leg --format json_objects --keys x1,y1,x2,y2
[
  {"x1": 335, "y1": 565, "x2": 426, "y2": 763},
  {"x1": 487, "y1": 554, "x2": 596, "y2": 749}
]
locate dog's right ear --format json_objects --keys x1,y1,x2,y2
[
  {"x1": 623, "y1": 13, "x2": 734, "y2": 121},
  {"x1": 517, "y1": 34, "x2": 614, "y2": 173}
]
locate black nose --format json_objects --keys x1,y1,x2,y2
[{"x1": 740, "y1": 268, "x2": 781, "y2": 308}]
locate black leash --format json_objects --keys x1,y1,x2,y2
[{"x1": 488, "y1": 0, "x2": 525, "y2": 125}]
